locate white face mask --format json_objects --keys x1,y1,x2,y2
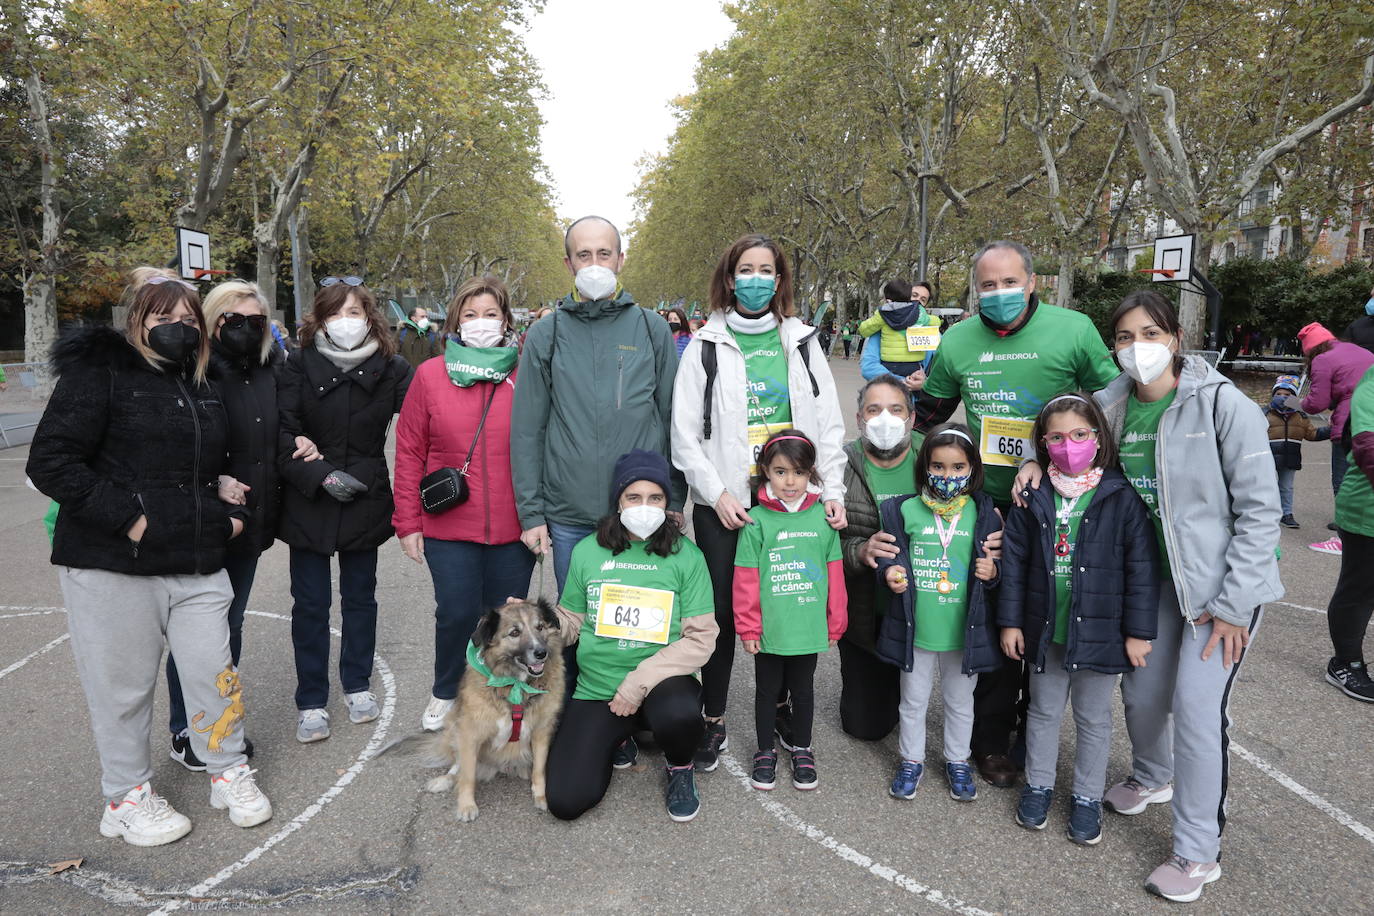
[
  {"x1": 326, "y1": 316, "x2": 369, "y2": 350},
  {"x1": 620, "y1": 504, "x2": 665, "y2": 540},
  {"x1": 460, "y1": 318, "x2": 505, "y2": 348},
  {"x1": 865, "y1": 411, "x2": 909, "y2": 451},
  {"x1": 415, "y1": 317, "x2": 430, "y2": 330},
  {"x1": 1118, "y1": 341, "x2": 1174, "y2": 385},
  {"x1": 574, "y1": 265, "x2": 618, "y2": 301}
]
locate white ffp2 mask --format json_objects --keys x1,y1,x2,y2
[
  {"x1": 1117, "y1": 341, "x2": 1173, "y2": 385},
  {"x1": 574, "y1": 265, "x2": 617, "y2": 301},
  {"x1": 620, "y1": 505, "x2": 665, "y2": 539},
  {"x1": 865, "y1": 411, "x2": 909, "y2": 451}
]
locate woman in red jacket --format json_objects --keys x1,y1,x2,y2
[{"x1": 393, "y1": 276, "x2": 535, "y2": 730}]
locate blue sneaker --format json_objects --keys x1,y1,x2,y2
[
  {"x1": 889, "y1": 760, "x2": 924, "y2": 799},
  {"x1": 1016, "y1": 784, "x2": 1054, "y2": 829},
  {"x1": 664, "y1": 765, "x2": 700, "y2": 822},
  {"x1": 613, "y1": 736, "x2": 638, "y2": 770},
  {"x1": 945, "y1": 761, "x2": 977, "y2": 801},
  {"x1": 1067, "y1": 795, "x2": 1103, "y2": 845}
]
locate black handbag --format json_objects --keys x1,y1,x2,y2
[{"x1": 419, "y1": 386, "x2": 499, "y2": 514}]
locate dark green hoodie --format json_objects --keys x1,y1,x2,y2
[{"x1": 511, "y1": 289, "x2": 683, "y2": 528}]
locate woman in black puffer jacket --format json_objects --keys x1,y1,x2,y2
[
  {"x1": 276, "y1": 278, "x2": 411, "y2": 744},
  {"x1": 27, "y1": 271, "x2": 271, "y2": 847}
]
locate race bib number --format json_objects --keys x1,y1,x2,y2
[
  {"x1": 594, "y1": 584, "x2": 674, "y2": 645},
  {"x1": 905, "y1": 325, "x2": 941, "y2": 352},
  {"x1": 748, "y1": 423, "x2": 785, "y2": 477},
  {"x1": 979, "y1": 416, "x2": 1034, "y2": 467}
]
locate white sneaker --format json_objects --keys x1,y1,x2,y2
[
  {"x1": 209, "y1": 764, "x2": 273, "y2": 828},
  {"x1": 346, "y1": 690, "x2": 380, "y2": 724},
  {"x1": 99, "y1": 783, "x2": 192, "y2": 847},
  {"x1": 422, "y1": 695, "x2": 454, "y2": 731},
  {"x1": 297, "y1": 708, "x2": 330, "y2": 743}
]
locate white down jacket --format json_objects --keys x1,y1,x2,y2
[{"x1": 671, "y1": 312, "x2": 847, "y2": 507}]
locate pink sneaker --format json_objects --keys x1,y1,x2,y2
[
  {"x1": 1145, "y1": 854, "x2": 1221, "y2": 902},
  {"x1": 1103, "y1": 777, "x2": 1173, "y2": 815},
  {"x1": 1307, "y1": 536, "x2": 1342, "y2": 556}
]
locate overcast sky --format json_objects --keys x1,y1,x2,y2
[{"x1": 523, "y1": 0, "x2": 735, "y2": 250}]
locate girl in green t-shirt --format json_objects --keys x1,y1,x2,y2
[{"x1": 733, "y1": 430, "x2": 848, "y2": 793}]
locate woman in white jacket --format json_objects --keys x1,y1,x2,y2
[{"x1": 671, "y1": 233, "x2": 847, "y2": 770}]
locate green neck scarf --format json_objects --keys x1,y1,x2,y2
[
  {"x1": 465, "y1": 640, "x2": 546, "y2": 705},
  {"x1": 445, "y1": 338, "x2": 517, "y2": 388},
  {"x1": 920, "y1": 492, "x2": 970, "y2": 520}
]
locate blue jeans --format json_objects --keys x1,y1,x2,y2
[
  {"x1": 289, "y1": 546, "x2": 378, "y2": 710},
  {"x1": 549, "y1": 521, "x2": 596, "y2": 596},
  {"x1": 424, "y1": 538, "x2": 536, "y2": 699},
  {"x1": 1276, "y1": 467, "x2": 1295, "y2": 517},
  {"x1": 166, "y1": 551, "x2": 256, "y2": 734}
]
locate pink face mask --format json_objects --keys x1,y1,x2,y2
[{"x1": 1047, "y1": 438, "x2": 1099, "y2": 476}]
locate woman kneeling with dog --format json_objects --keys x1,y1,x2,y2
[{"x1": 547, "y1": 450, "x2": 719, "y2": 823}]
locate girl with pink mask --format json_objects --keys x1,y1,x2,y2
[{"x1": 998, "y1": 393, "x2": 1160, "y2": 847}]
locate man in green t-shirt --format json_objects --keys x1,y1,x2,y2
[
  {"x1": 1325, "y1": 365, "x2": 1374, "y2": 701},
  {"x1": 910, "y1": 240, "x2": 1119, "y2": 788}
]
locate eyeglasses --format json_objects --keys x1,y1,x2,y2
[
  {"x1": 146, "y1": 275, "x2": 197, "y2": 291},
  {"x1": 319, "y1": 276, "x2": 364, "y2": 288},
  {"x1": 221, "y1": 313, "x2": 267, "y2": 333},
  {"x1": 1041, "y1": 427, "x2": 1098, "y2": 446}
]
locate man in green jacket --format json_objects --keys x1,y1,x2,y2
[
  {"x1": 396, "y1": 306, "x2": 438, "y2": 369},
  {"x1": 512, "y1": 216, "x2": 683, "y2": 592}
]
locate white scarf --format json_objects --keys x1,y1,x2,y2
[
  {"x1": 313, "y1": 333, "x2": 379, "y2": 372},
  {"x1": 726, "y1": 310, "x2": 778, "y2": 335}
]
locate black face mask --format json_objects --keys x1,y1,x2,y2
[
  {"x1": 148, "y1": 321, "x2": 200, "y2": 366},
  {"x1": 219, "y1": 324, "x2": 262, "y2": 358}
]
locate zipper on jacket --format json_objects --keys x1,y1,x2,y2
[
  {"x1": 131, "y1": 493, "x2": 147, "y2": 560},
  {"x1": 174, "y1": 374, "x2": 204, "y2": 570},
  {"x1": 1152, "y1": 396, "x2": 1195, "y2": 634},
  {"x1": 616, "y1": 354, "x2": 624, "y2": 409},
  {"x1": 483, "y1": 385, "x2": 492, "y2": 544}
]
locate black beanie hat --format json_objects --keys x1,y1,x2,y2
[{"x1": 610, "y1": 449, "x2": 672, "y2": 507}]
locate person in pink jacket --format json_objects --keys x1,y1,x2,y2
[
  {"x1": 393, "y1": 276, "x2": 535, "y2": 730},
  {"x1": 1298, "y1": 322, "x2": 1374, "y2": 555}
]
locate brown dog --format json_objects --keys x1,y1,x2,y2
[{"x1": 414, "y1": 598, "x2": 566, "y2": 822}]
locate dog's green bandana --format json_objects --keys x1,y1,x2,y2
[
  {"x1": 465, "y1": 640, "x2": 547, "y2": 705},
  {"x1": 445, "y1": 339, "x2": 517, "y2": 388}
]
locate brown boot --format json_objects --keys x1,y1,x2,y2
[{"x1": 973, "y1": 752, "x2": 1017, "y2": 788}]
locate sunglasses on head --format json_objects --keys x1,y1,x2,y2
[
  {"x1": 147, "y1": 275, "x2": 197, "y2": 291},
  {"x1": 221, "y1": 313, "x2": 267, "y2": 332},
  {"x1": 319, "y1": 276, "x2": 364, "y2": 288}
]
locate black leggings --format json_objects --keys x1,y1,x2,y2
[
  {"x1": 694, "y1": 504, "x2": 741, "y2": 718},
  {"x1": 754, "y1": 653, "x2": 817, "y2": 751},
  {"x1": 545, "y1": 676, "x2": 703, "y2": 821},
  {"x1": 1329, "y1": 528, "x2": 1374, "y2": 661},
  {"x1": 837, "y1": 637, "x2": 900, "y2": 741}
]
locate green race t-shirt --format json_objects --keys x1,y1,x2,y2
[
  {"x1": 864, "y1": 448, "x2": 917, "y2": 506},
  {"x1": 1336, "y1": 365, "x2": 1374, "y2": 538},
  {"x1": 900, "y1": 498, "x2": 976, "y2": 651},
  {"x1": 1052, "y1": 486, "x2": 1096, "y2": 645},
  {"x1": 923, "y1": 304, "x2": 1119, "y2": 501},
  {"x1": 734, "y1": 501, "x2": 841, "y2": 655},
  {"x1": 732, "y1": 326, "x2": 793, "y2": 474},
  {"x1": 1120, "y1": 389, "x2": 1176, "y2": 579},
  {"x1": 560, "y1": 536, "x2": 714, "y2": 701}
]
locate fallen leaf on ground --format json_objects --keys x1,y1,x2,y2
[{"x1": 48, "y1": 858, "x2": 83, "y2": 875}]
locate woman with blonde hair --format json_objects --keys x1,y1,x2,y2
[
  {"x1": 392, "y1": 275, "x2": 535, "y2": 729},
  {"x1": 163, "y1": 280, "x2": 320, "y2": 770},
  {"x1": 27, "y1": 269, "x2": 273, "y2": 846}
]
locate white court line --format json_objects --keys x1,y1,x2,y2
[
  {"x1": 1232, "y1": 742, "x2": 1374, "y2": 846},
  {"x1": 0, "y1": 632, "x2": 68, "y2": 681},
  {"x1": 1274, "y1": 600, "x2": 1327, "y2": 615},
  {"x1": 719, "y1": 752, "x2": 995, "y2": 916},
  {"x1": 147, "y1": 610, "x2": 397, "y2": 916}
]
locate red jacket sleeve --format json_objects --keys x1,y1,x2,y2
[
  {"x1": 826, "y1": 558, "x2": 849, "y2": 641},
  {"x1": 390, "y1": 365, "x2": 431, "y2": 538},
  {"x1": 733, "y1": 566, "x2": 763, "y2": 642}
]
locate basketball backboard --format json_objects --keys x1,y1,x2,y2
[
  {"x1": 176, "y1": 227, "x2": 211, "y2": 280},
  {"x1": 1151, "y1": 234, "x2": 1194, "y2": 283}
]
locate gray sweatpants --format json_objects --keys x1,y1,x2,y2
[
  {"x1": 59, "y1": 566, "x2": 247, "y2": 802},
  {"x1": 898, "y1": 648, "x2": 977, "y2": 763},
  {"x1": 1025, "y1": 641, "x2": 1116, "y2": 798},
  {"x1": 1121, "y1": 588, "x2": 1262, "y2": 863}
]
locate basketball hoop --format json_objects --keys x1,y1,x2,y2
[
  {"x1": 191, "y1": 268, "x2": 234, "y2": 279},
  {"x1": 1139, "y1": 268, "x2": 1177, "y2": 279}
]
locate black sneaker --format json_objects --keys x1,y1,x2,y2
[
  {"x1": 613, "y1": 736, "x2": 639, "y2": 769},
  {"x1": 243, "y1": 737, "x2": 255, "y2": 759},
  {"x1": 1327, "y1": 521, "x2": 1339, "y2": 531},
  {"x1": 665, "y1": 764, "x2": 700, "y2": 822},
  {"x1": 170, "y1": 730, "x2": 205, "y2": 772},
  {"x1": 790, "y1": 747, "x2": 818, "y2": 790},
  {"x1": 775, "y1": 701, "x2": 797, "y2": 752},
  {"x1": 1280, "y1": 514, "x2": 1300, "y2": 529},
  {"x1": 1327, "y1": 658, "x2": 1374, "y2": 703},
  {"x1": 750, "y1": 749, "x2": 778, "y2": 790},
  {"x1": 694, "y1": 719, "x2": 728, "y2": 772}
]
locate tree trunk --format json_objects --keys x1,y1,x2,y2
[
  {"x1": 256, "y1": 238, "x2": 280, "y2": 312},
  {"x1": 15, "y1": 22, "x2": 62, "y2": 371},
  {"x1": 1178, "y1": 237, "x2": 1213, "y2": 350},
  {"x1": 288, "y1": 206, "x2": 313, "y2": 328},
  {"x1": 1055, "y1": 245, "x2": 1076, "y2": 308}
]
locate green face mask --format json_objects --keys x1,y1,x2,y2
[
  {"x1": 978, "y1": 286, "x2": 1027, "y2": 325},
  {"x1": 733, "y1": 274, "x2": 776, "y2": 314},
  {"x1": 444, "y1": 338, "x2": 517, "y2": 387}
]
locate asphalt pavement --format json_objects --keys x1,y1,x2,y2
[{"x1": 1, "y1": 353, "x2": 1371, "y2": 914}]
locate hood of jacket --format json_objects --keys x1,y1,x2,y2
[
  {"x1": 208, "y1": 337, "x2": 283, "y2": 378},
  {"x1": 1019, "y1": 465, "x2": 1132, "y2": 519},
  {"x1": 51, "y1": 324, "x2": 149, "y2": 377},
  {"x1": 1097, "y1": 352, "x2": 1225, "y2": 432},
  {"x1": 695, "y1": 310, "x2": 819, "y2": 352},
  {"x1": 558, "y1": 287, "x2": 637, "y2": 321}
]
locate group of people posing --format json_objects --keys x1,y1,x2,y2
[{"x1": 25, "y1": 217, "x2": 1374, "y2": 907}]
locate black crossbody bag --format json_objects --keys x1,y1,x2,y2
[{"x1": 419, "y1": 386, "x2": 499, "y2": 514}]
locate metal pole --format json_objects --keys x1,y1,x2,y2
[{"x1": 917, "y1": 174, "x2": 929, "y2": 282}]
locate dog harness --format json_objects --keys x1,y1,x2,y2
[{"x1": 464, "y1": 640, "x2": 546, "y2": 743}]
